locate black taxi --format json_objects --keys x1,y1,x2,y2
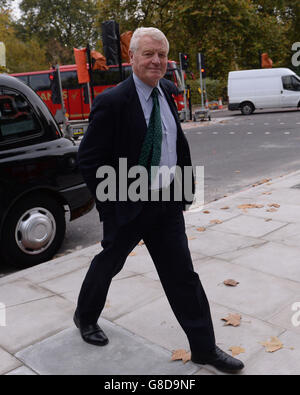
[{"x1": 0, "y1": 74, "x2": 94, "y2": 268}]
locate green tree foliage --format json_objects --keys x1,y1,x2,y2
[
  {"x1": 0, "y1": 8, "x2": 48, "y2": 72},
  {"x1": 16, "y1": 0, "x2": 99, "y2": 63},
  {"x1": 1, "y1": 0, "x2": 298, "y2": 79}
]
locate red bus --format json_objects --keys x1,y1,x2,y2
[{"x1": 11, "y1": 61, "x2": 186, "y2": 122}]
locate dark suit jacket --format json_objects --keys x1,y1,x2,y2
[{"x1": 77, "y1": 74, "x2": 194, "y2": 225}]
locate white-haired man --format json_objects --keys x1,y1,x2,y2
[{"x1": 75, "y1": 27, "x2": 244, "y2": 372}]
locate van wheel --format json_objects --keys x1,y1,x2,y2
[
  {"x1": 241, "y1": 102, "x2": 254, "y2": 115},
  {"x1": 1, "y1": 194, "x2": 66, "y2": 268}
]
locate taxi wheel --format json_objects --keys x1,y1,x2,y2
[{"x1": 1, "y1": 194, "x2": 66, "y2": 268}]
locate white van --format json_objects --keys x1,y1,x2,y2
[{"x1": 228, "y1": 68, "x2": 300, "y2": 115}]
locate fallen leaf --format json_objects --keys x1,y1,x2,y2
[
  {"x1": 171, "y1": 349, "x2": 191, "y2": 364},
  {"x1": 238, "y1": 204, "x2": 264, "y2": 209},
  {"x1": 197, "y1": 227, "x2": 206, "y2": 232},
  {"x1": 266, "y1": 208, "x2": 277, "y2": 212},
  {"x1": 221, "y1": 313, "x2": 241, "y2": 327},
  {"x1": 252, "y1": 178, "x2": 271, "y2": 187},
  {"x1": 188, "y1": 236, "x2": 196, "y2": 240},
  {"x1": 224, "y1": 279, "x2": 239, "y2": 287},
  {"x1": 210, "y1": 219, "x2": 223, "y2": 224},
  {"x1": 138, "y1": 240, "x2": 145, "y2": 246},
  {"x1": 268, "y1": 203, "x2": 280, "y2": 208},
  {"x1": 262, "y1": 191, "x2": 272, "y2": 195},
  {"x1": 229, "y1": 346, "x2": 245, "y2": 357},
  {"x1": 129, "y1": 251, "x2": 136, "y2": 256},
  {"x1": 260, "y1": 337, "x2": 283, "y2": 353},
  {"x1": 220, "y1": 206, "x2": 230, "y2": 210},
  {"x1": 203, "y1": 210, "x2": 210, "y2": 214},
  {"x1": 265, "y1": 218, "x2": 272, "y2": 222},
  {"x1": 235, "y1": 170, "x2": 240, "y2": 173}
]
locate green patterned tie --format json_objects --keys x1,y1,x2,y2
[{"x1": 138, "y1": 87, "x2": 162, "y2": 180}]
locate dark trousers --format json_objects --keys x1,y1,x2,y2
[{"x1": 76, "y1": 201, "x2": 216, "y2": 353}]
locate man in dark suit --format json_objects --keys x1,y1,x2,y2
[{"x1": 74, "y1": 27, "x2": 244, "y2": 372}]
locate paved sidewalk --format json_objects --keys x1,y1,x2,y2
[{"x1": 1, "y1": 170, "x2": 300, "y2": 375}]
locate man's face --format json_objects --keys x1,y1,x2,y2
[{"x1": 129, "y1": 35, "x2": 168, "y2": 87}]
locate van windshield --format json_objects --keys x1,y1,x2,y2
[{"x1": 282, "y1": 75, "x2": 300, "y2": 91}]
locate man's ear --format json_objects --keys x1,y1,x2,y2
[{"x1": 129, "y1": 50, "x2": 134, "y2": 65}]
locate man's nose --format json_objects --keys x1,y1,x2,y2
[{"x1": 151, "y1": 53, "x2": 161, "y2": 64}]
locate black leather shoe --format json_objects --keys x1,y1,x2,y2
[
  {"x1": 191, "y1": 346, "x2": 244, "y2": 372},
  {"x1": 73, "y1": 312, "x2": 109, "y2": 346}
]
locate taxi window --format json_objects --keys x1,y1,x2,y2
[{"x1": 0, "y1": 88, "x2": 42, "y2": 145}]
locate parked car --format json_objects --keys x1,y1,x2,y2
[
  {"x1": 0, "y1": 74, "x2": 94, "y2": 268},
  {"x1": 228, "y1": 68, "x2": 300, "y2": 115}
]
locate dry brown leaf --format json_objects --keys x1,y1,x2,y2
[
  {"x1": 238, "y1": 204, "x2": 264, "y2": 209},
  {"x1": 229, "y1": 346, "x2": 245, "y2": 357},
  {"x1": 221, "y1": 313, "x2": 241, "y2": 327},
  {"x1": 262, "y1": 191, "x2": 272, "y2": 195},
  {"x1": 203, "y1": 210, "x2": 210, "y2": 214},
  {"x1": 252, "y1": 178, "x2": 271, "y2": 187},
  {"x1": 265, "y1": 218, "x2": 272, "y2": 222},
  {"x1": 223, "y1": 279, "x2": 239, "y2": 287},
  {"x1": 260, "y1": 337, "x2": 283, "y2": 353},
  {"x1": 188, "y1": 236, "x2": 196, "y2": 240},
  {"x1": 235, "y1": 170, "x2": 240, "y2": 173},
  {"x1": 129, "y1": 251, "x2": 136, "y2": 256},
  {"x1": 138, "y1": 240, "x2": 145, "y2": 246},
  {"x1": 220, "y1": 206, "x2": 230, "y2": 210},
  {"x1": 210, "y1": 219, "x2": 223, "y2": 224},
  {"x1": 268, "y1": 203, "x2": 280, "y2": 208},
  {"x1": 196, "y1": 227, "x2": 206, "y2": 232},
  {"x1": 171, "y1": 349, "x2": 191, "y2": 364},
  {"x1": 266, "y1": 208, "x2": 277, "y2": 212}
]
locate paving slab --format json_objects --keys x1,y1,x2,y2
[
  {"x1": 245, "y1": 203, "x2": 300, "y2": 223},
  {"x1": 115, "y1": 294, "x2": 284, "y2": 367},
  {"x1": 267, "y1": 295, "x2": 300, "y2": 333},
  {"x1": 115, "y1": 296, "x2": 190, "y2": 352},
  {"x1": 5, "y1": 366, "x2": 37, "y2": 375},
  {"x1": 23, "y1": 256, "x2": 89, "y2": 284},
  {"x1": 16, "y1": 320, "x2": 199, "y2": 375},
  {"x1": 245, "y1": 330, "x2": 300, "y2": 375},
  {"x1": 0, "y1": 296, "x2": 74, "y2": 354},
  {"x1": 193, "y1": 258, "x2": 300, "y2": 320},
  {"x1": 213, "y1": 215, "x2": 286, "y2": 238},
  {"x1": 102, "y1": 275, "x2": 164, "y2": 321},
  {"x1": 231, "y1": 241, "x2": 300, "y2": 282},
  {"x1": 186, "y1": 228, "x2": 264, "y2": 257},
  {"x1": 0, "y1": 278, "x2": 53, "y2": 308},
  {"x1": 184, "y1": 209, "x2": 240, "y2": 228},
  {"x1": 0, "y1": 347, "x2": 22, "y2": 375},
  {"x1": 263, "y1": 223, "x2": 300, "y2": 247}
]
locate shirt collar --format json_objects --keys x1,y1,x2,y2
[{"x1": 133, "y1": 73, "x2": 163, "y2": 102}]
